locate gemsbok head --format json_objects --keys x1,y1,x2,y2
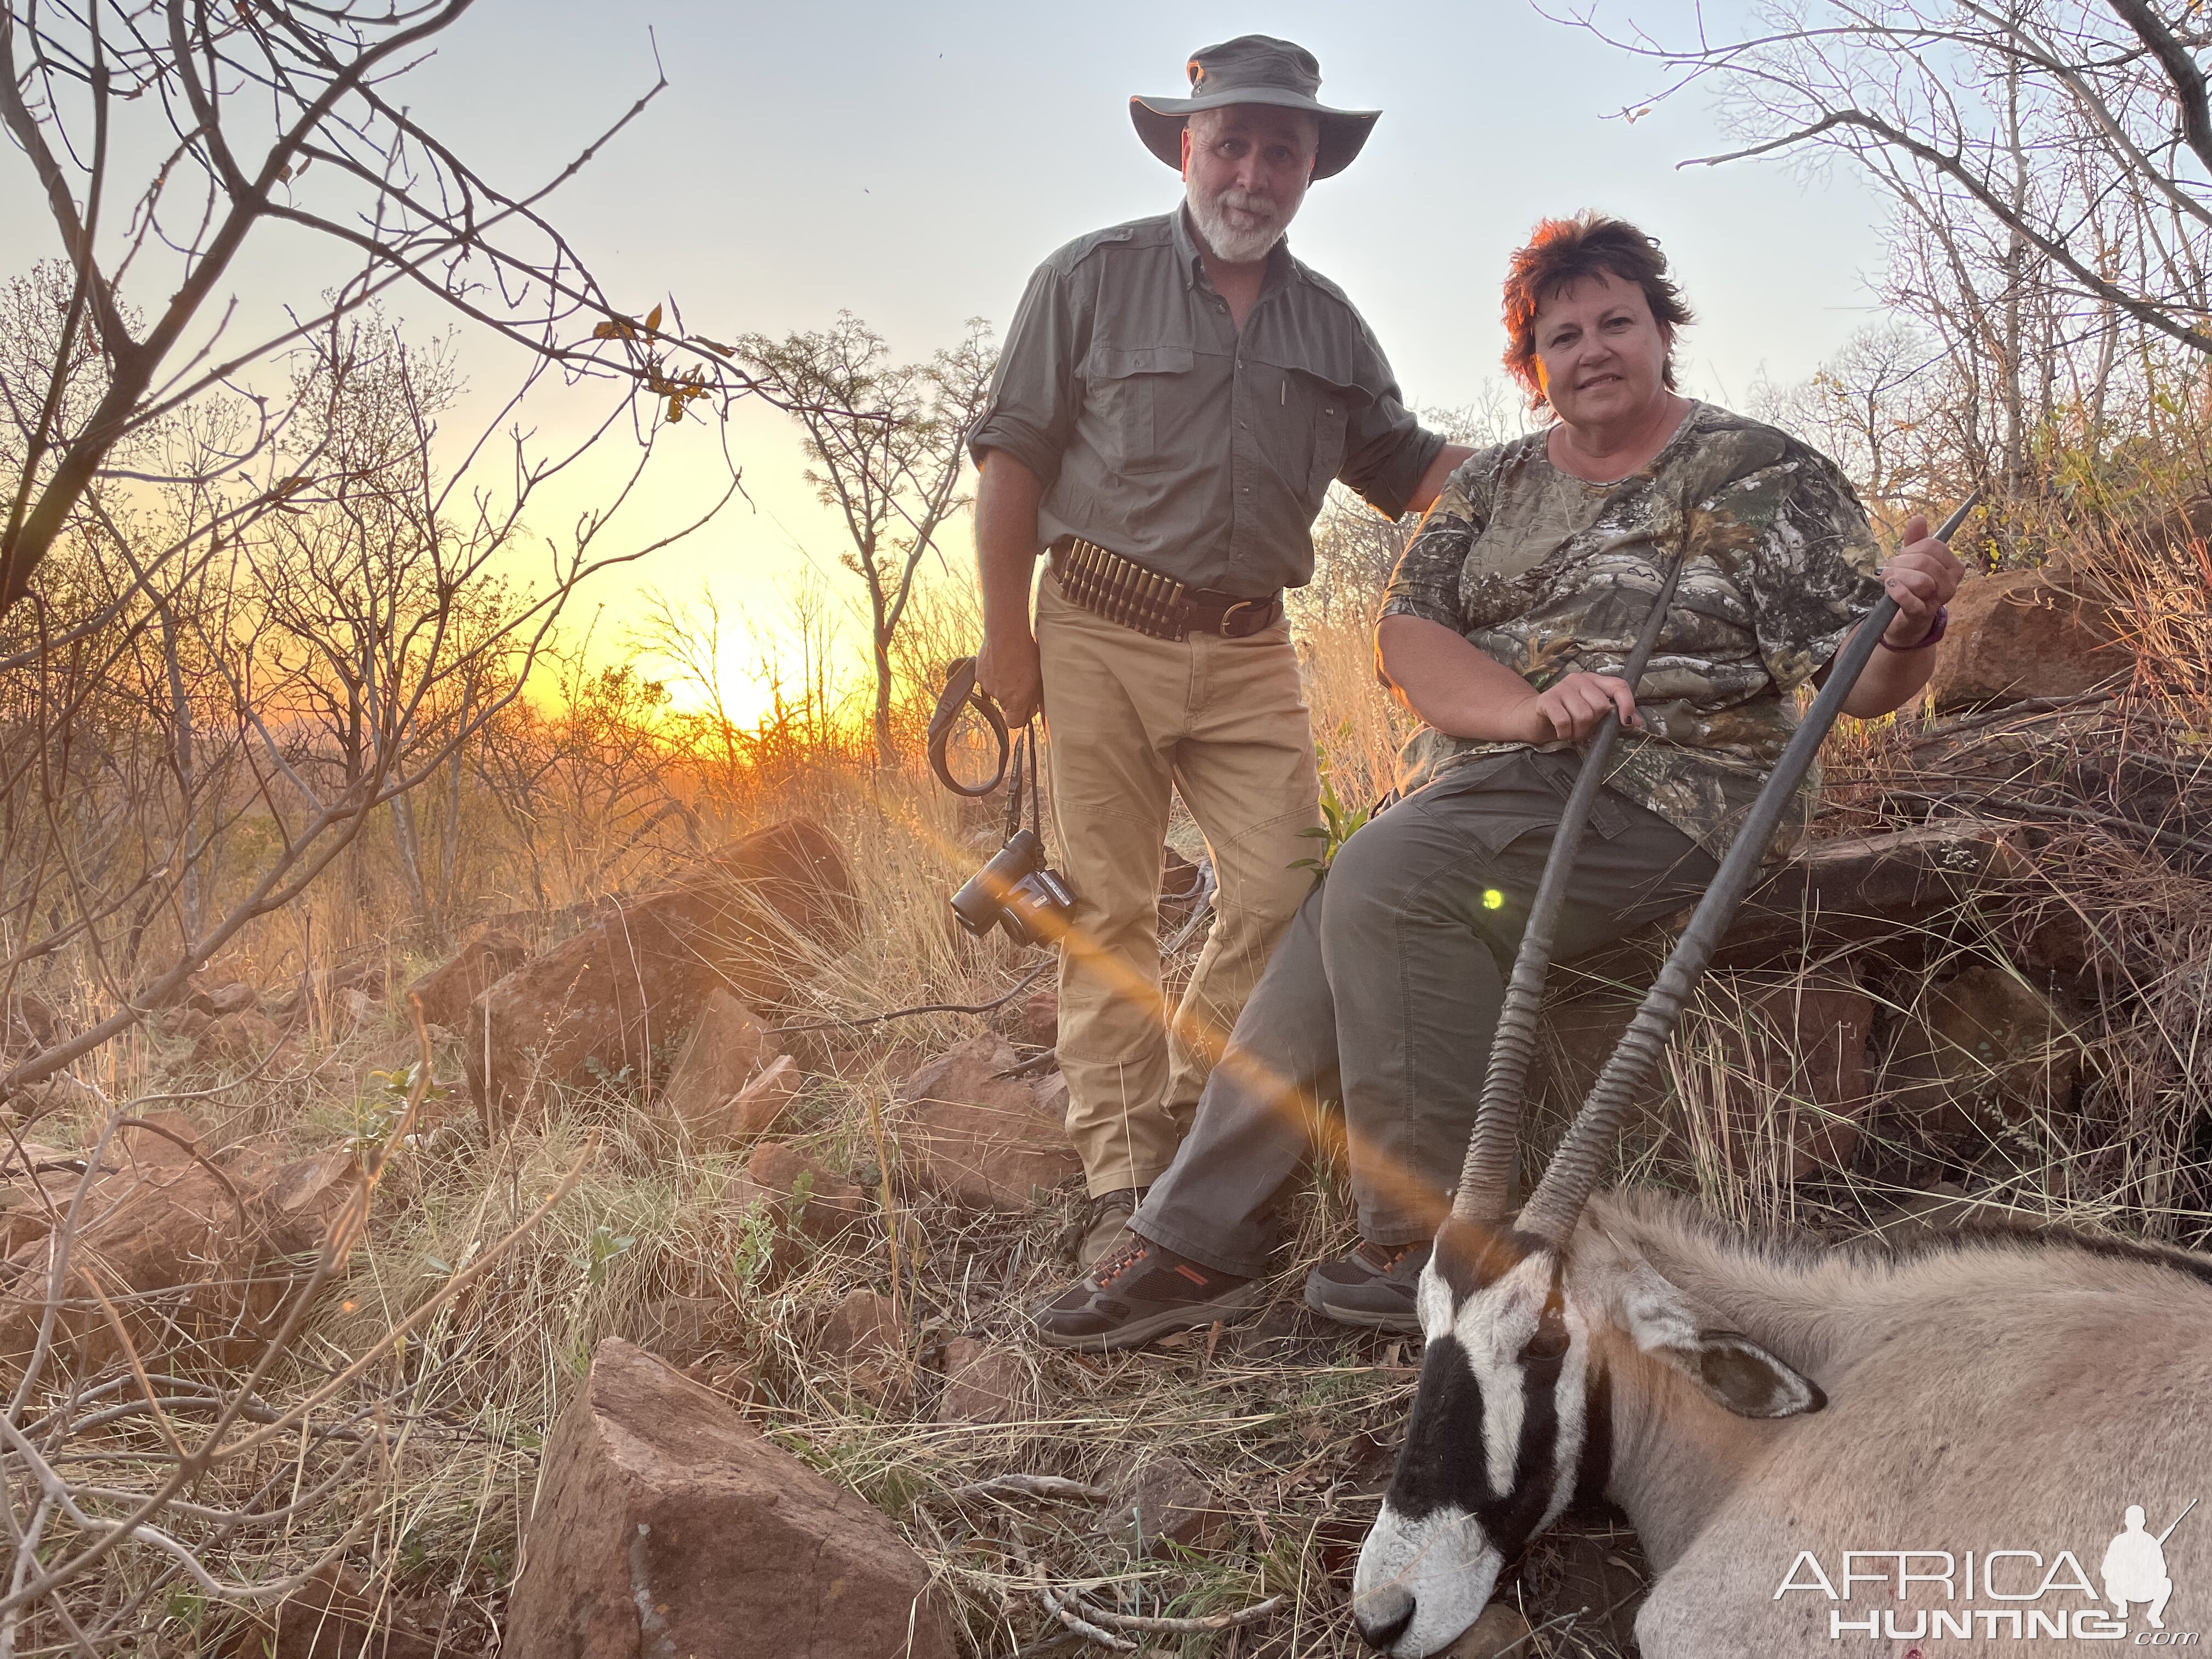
[{"x1": 1350, "y1": 1051, "x2": 2212, "y2": 1657}]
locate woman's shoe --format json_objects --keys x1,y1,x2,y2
[
  {"x1": 1303, "y1": 1239, "x2": 1431, "y2": 1334},
  {"x1": 1033, "y1": 1233, "x2": 1264, "y2": 1352}
]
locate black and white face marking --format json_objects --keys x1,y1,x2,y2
[{"x1": 1352, "y1": 1222, "x2": 1596, "y2": 1658}]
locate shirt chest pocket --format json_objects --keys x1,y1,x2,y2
[
  {"x1": 1283, "y1": 369, "x2": 1353, "y2": 497},
  {"x1": 1085, "y1": 343, "x2": 1195, "y2": 476}
]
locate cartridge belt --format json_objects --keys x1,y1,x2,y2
[{"x1": 1048, "y1": 538, "x2": 1282, "y2": 642}]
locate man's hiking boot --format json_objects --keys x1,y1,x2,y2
[
  {"x1": 1071, "y1": 1186, "x2": 1147, "y2": 1269},
  {"x1": 1034, "y1": 1233, "x2": 1264, "y2": 1352},
  {"x1": 1304, "y1": 1238, "x2": 1431, "y2": 1334}
]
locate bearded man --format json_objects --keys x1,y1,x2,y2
[{"x1": 969, "y1": 36, "x2": 1469, "y2": 1265}]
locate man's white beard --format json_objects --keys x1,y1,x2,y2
[{"x1": 1187, "y1": 181, "x2": 1295, "y2": 264}]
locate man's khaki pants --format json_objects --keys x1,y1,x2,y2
[{"x1": 1035, "y1": 577, "x2": 1322, "y2": 1197}]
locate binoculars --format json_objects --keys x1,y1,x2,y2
[{"x1": 950, "y1": 828, "x2": 1076, "y2": 946}]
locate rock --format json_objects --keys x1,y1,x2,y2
[
  {"x1": 0, "y1": 1142, "x2": 360, "y2": 1365},
  {"x1": 821, "y1": 1288, "x2": 901, "y2": 1362},
  {"x1": 506, "y1": 1337, "x2": 957, "y2": 1659},
  {"x1": 1599, "y1": 821, "x2": 2030, "y2": 977},
  {"x1": 466, "y1": 820, "x2": 857, "y2": 1129},
  {"x1": 1438, "y1": 1602, "x2": 1534, "y2": 1659},
  {"x1": 735, "y1": 1142, "x2": 868, "y2": 1242},
  {"x1": 936, "y1": 1337, "x2": 1030, "y2": 1426},
  {"x1": 653, "y1": 989, "x2": 794, "y2": 1146},
  {"x1": 1883, "y1": 966, "x2": 2081, "y2": 1143},
  {"x1": 820, "y1": 1289, "x2": 907, "y2": 1412},
  {"x1": 405, "y1": 926, "x2": 529, "y2": 1030},
  {"x1": 1686, "y1": 975, "x2": 1874, "y2": 1181},
  {"x1": 1093, "y1": 1455, "x2": 1233, "y2": 1555},
  {"x1": 895, "y1": 1034, "x2": 1080, "y2": 1211},
  {"x1": 1015, "y1": 989, "x2": 1058, "y2": 1049},
  {"x1": 117, "y1": 1110, "x2": 204, "y2": 1169},
  {"x1": 1, "y1": 992, "x2": 64, "y2": 1057},
  {"x1": 1928, "y1": 567, "x2": 2126, "y2": 712},
  {"x1": 190, "y1": 1009, "x2": 286, "y2": 1069},
  {"x1": 188, "y1": 979, "x2": 257, "y2": 1018},
  {"x1": 1536, "y1": 994, "x2": 1668, "y2": 1135},
  {"x1": 1160, "y1": 845, "x2": 1210, "y2": 937},
  {"x1": 633, "y1": 1294, "x2": 726, "y2": 1367},
  {"x1": 216, "y1": 1561, "x2": 441, "y2": 1659}
]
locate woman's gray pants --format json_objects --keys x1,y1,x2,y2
[{"x1": 1129, "y1": 750, "x2": 1719, "y2": 1278}]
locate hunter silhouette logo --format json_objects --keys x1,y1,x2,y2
[
  {"x1": 2106, "y1": 1502, "x2": 2193, "y2": 1630},
  {"x1": 1776, "y1": 1498, "x2": 2199, "y2": 1642}
]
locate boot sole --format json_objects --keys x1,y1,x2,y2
[
  {"x1": 1034, "y1": 1281, "x2": 1267, "y2": 1353},
  {"x1": 1304, "y1": 1278, "x2": 1422, "y2": 1335}
]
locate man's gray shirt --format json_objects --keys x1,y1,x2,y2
[{"x1": 969, "y1": 208, "x2": 1443, "y2": 598}]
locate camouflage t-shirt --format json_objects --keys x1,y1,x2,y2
[{"x1": 1379, "y1": 401, "x2": 1886, "y2": 860}]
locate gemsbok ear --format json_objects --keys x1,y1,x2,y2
[
  {"x1": 1608, "y1": 1260, "x2": 1825, "y2": 1418},
  {"x1": 1657, "y1": 1329, "x2": 1826, "y2": 1419}
]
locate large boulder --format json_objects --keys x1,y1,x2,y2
[
  {"x1": 893, "y1": 1035, "x2": 1080, "y2": 1210},
  {"x1": 467, "y1": 820, "x2": 856, "y2": 1129},
  {"x1": 506, "y1": 1337, "x2": 956, "y2": 1659},
  {"x1": 405, "y1": 927, "x2": 529, "y2": 1030},
  {"x1": 1927, "y1": 567, "x2": 2126, "y2": 712}
]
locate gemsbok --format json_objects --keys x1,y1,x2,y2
[{"x1": 1349, "y1": 1166, "x2": 2212, "y2": 1655}]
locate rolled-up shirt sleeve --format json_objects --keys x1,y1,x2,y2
[
  {"x1": 1335, "y1": 329, "x2": 1444, "y2": 521},
  {"x1": 968, "y1": 258, "x2": 1083, "y2": 484}
]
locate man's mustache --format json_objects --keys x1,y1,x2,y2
[{"x1": 1211, "y1": 188, "x2": 1279, "y2": 222}]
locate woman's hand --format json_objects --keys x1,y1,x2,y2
[
  {"x1": 1508, "y1": 671, "x2": 1643, "y2": 744},
  {"x1": 1377, "y1": 616, "x2": 1645, "y2": 744},
  {"x1": 1877, "y1": 512, "x2": 1966, "y2": 647}
]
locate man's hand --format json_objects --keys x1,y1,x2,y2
[
  {"x1": 978, "y1": 627, "x2": 1043, "y2": 727},
  {"x1": 973, "y1": 450, "x2": 1048, "y2": 725},
  {"x1": 1510, "y1": 670, "x2": 1642, "y2": 744},
  {"x1": 1877, "y1": 511, "x2": 1967, "y2": 646}
]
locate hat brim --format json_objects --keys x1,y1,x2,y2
[{"x1": 1130, "y1": 92, "x2": 1379, "y2": 181}]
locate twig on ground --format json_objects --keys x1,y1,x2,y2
[
  {"x1": 951, "y1": 1475, "x2": 1109, "y2": 1503},
  {"x1": 1068, "y1": 1591, "x2": 1285, "y2": 1632}
]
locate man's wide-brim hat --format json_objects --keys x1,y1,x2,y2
[{"x1": 1131, "y1": 35, "x2": 1380, "y2": 182}]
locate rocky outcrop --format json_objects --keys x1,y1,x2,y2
[
  {"x1": 506, "y1": 1337, "x2": 956, "y2": 1659},
  {"x1": 466, "y1": 820, "x2": 856, "y2": 1128},
  {"x1": 893, "y1": 1035, "x2": 1079, "y2": 1211},
  {"x1": 1693, "y1": 976, "x2": 1875, "y2": 1182},
  {"x1": 1928, "y1": 567, "x2": 2126, "y2": 712},
  {"x1": 405, "y1": 926, "x2": 529, "y2": 1030},
  {"x1": 1543, "y1": 975, "x2": 1872, "y2": 1182}
]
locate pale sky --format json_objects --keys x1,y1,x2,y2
[{"x1": 7, "y1": 1, "x2": 1896, "y2": 724}]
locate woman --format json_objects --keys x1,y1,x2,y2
[{"x1": 1032, "y1": 213, "x2": 1963, "y2": 1351}]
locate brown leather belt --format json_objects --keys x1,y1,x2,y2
[{"x1": 1048, "y1": 538, "x2": 1282, "y2": 642}]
